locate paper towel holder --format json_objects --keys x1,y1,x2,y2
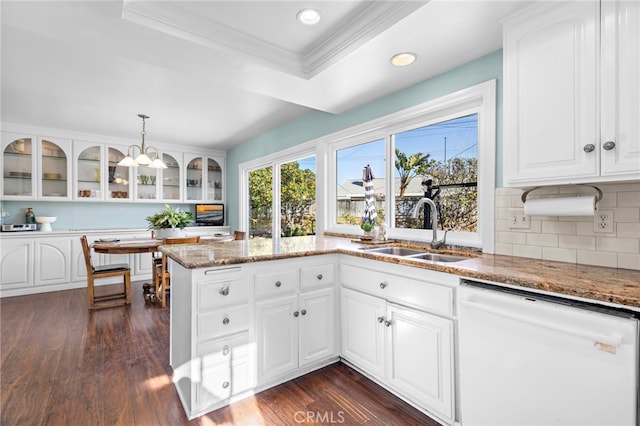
[{"x1": 521, "y1": 185, "x2": 603, "y2": 204}]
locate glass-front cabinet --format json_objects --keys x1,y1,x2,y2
[
  {"x1": 184, "y1": 154, "x2": 223, "y2": 202},
  {"x1": 2, "y1": 133, "x2": 71, "y2": 200},
  {"x1": 2, "y1": 130, "x2": 223, "y2": 202},
  {"x1": 161, "y1": 152, "x2": 182, "y2": 201}
]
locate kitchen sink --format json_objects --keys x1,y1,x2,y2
[
  {"x1": 361, "y1": 247, "x2": 426, "y2": 256},
  {"x1": 405, "y1": 253, "x2": 468, "y2": 263},
  {"x1": 361, "y1": 246, "x2": 469, "y2": 263}
]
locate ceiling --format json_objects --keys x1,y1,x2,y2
[{"x1": 1, "y1": 1, "x2": 531, "y2": 151}]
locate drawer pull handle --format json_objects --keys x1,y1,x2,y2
[
  {"x1": 603, "y1": 141, "x2": 616, "y2": 151},
  {"x1": 380, "y1": 282, "x2": 387, "y2": 289},
  {"x1": 222, "y1": 317, "x2": 230, "y2": 325},
  {"x1": 384, "y1": 320, "x2": 392, "y2": 327},
  {"x1": 222, "y1": 381, "x2": 230, "y2": 389},
  {"x1": 301, "y1": 309, "x2": 307, "y2": 316},
  {"x1": 583, "y1": 143, "x2": 595, "y2": 153},
  {"x1": 293, "y1": 311, "x2": 299, "y2": 318},
  {"x1": 219, "y1": 286, "x2": 229, "y2": 296},
  {"x1": 377, "y1": 316, "x2": 385, "y2": 323},
  {"x1": 317, "y1": 274, "x2": 323, "y2": 280},
  {"x1": 275, "y1": 280, "x2": 282, "y2": 288},
  {"x1": 222, "y1": 345, "x2": 230, "y2": 356}
]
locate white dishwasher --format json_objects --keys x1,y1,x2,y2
[{"x1": 459, "y1": 280, "x2": 639, "y2": 426}]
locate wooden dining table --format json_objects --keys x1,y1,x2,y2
[{"x1": 91, "y1": 238, "x2": 162, "y2": 254}]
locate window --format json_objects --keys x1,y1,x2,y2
[
  {"x1": 244, "y1": 152, "x2": 316, "y2": 239},
  {"x1": 327, "y1": 80, "x2": 495, "y2": 251}
]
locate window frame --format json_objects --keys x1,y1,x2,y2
[
  {"x1": 324, "y1": 80, "x2": 496, "y2": 251},
  {"x1": 239, "y1": 142, "x2": 317, "y2": 239}
]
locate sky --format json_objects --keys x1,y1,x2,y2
[{"x1": 336, "y1": 114, "x2": 478, "y2": 184}]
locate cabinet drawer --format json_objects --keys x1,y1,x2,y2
[
  {"x1": 254, "y1": 269, "x2": 299, "y2": 299},
  {"x1": 300, "y1": 263, "x2": 335, "y2": 290},
  {"x1": 341, "y1": 264, "x2": 453, "y2": 317},
  {"x1": 198, "y1": 333, "x2": 250, "y2": 372},
  {"x1": 198, "y1": 278, "x2": 248, "y2": 310},
  {"x1": 196, "y1": 358, "x2": 251, "y2": 407},
  {"x1": 197, "y1": 304, "x2": 249, "y2": 340}
]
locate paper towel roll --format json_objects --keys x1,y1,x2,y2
[{"x1": 523, "y1": 196, "x2": 596, "y2": 216}]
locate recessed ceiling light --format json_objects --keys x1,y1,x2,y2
[
  {"x1": 297, "y1": 8, "x2": 320, "y2": 26},
  {"x1": 390, "y1": 52, "x2": 417, "y2": 67}
]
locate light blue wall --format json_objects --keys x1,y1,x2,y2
[
  {"x1": 226, "y1": 49, "x2": 504, "y2": 231},
  {"x1": 0, "y1": 201, "x2": 194, "y2": 230}
]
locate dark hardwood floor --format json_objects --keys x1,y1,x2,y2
[{"x1": 1, "y1": 282, "x2": 440, "y2": 425}]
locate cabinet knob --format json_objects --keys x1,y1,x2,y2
[
  {"x1": 218, "y1": 286, "x2": 229, "y2": 296},
  {"x1": 293, "y1": 311, "x2": 299, "y2": 318},
  {"x1": 317, "y1": 274, "x2": 323, "y2": 280},
  {"x1": 380, "y1": 282, "x2": 387, "y2": 290},
  {"x1": 377, "y1": 316, "x2": 385, "y2": 323},
  {"x1": 384, "y1": 320, "x2": 392, "y2": 327},
  {"x1": 583, "y1": 144, "x2": 595, "y2": 153},
  {"x1": 301, "y1": 309, "x2": 307, "y2": 316},
  {"x1": 603, "y1": 141, "x2": 616, "y2": 151},
  {"x1": 222, "y1": 381, "x2": 230, "y2": 389},
  {"x1": 275, "y1": 280, "x2": 282, "y2": 287},
  {"x1": 222, "y1": 316, "x2": 230, "y2": 325},
  {"x1": 222, "y1": 345, "x2": 230, "y2": 356}
]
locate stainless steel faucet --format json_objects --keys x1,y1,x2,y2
[{"x1": 411, "y1": 197, "x2": 447, "y2": 249}]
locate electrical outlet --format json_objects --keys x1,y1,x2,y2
[
  {"x1": 508, "y1": 208, "x2": 530, "y2": 229},
  {"x1": 593, "y1": 210, "x2": 614, "y2": 234}
]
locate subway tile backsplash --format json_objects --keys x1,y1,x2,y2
[{"x1": 495, "y1": 183, "x2": 640, "y2": 270}]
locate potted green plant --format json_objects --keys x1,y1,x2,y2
[
  {"x1": 360, "y1": 219, "x2": 375, "y2": 239},
  {"x1": 146, "y1": 204, "x2": 194, "y2": 239}
]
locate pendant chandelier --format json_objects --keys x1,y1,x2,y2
[{"x1": 118, "y1": 114, "x2": 167, "y2": 168}]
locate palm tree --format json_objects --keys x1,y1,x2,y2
[{"x1": 395, "y1": 148, "x2": 435, "y2": 197}]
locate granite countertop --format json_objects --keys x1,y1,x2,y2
[{"x1": 160, "y1": 235, "x2": 640, "y2": 310}]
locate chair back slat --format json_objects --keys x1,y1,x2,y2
[{"x1": 80, "y1": 235, "x2": 94, "y2": 272}]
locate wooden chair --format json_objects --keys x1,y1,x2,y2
[
  {"x1": 233, "y1": 231, "x2": 246, "y2": 240},
  {"x1": 153, "y1": 236, "x2": 200, "y2": 308},
  {"x1": 80, "y1": 236, "x2": 131, "y2": 309}
]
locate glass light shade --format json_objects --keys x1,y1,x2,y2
[
  {"x1": 134, "y1": 152, "x2": 152, "y2": 165},
  {"x1": 118, "y1": 156, "x2": 137, "y2": 167},
  {"x1": 149, "y1": 158, "x2": 168, "y2": 169}
]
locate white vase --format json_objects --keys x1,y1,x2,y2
[{"x1": 154, "y1": 228, "x2": 186, "y2": 240}]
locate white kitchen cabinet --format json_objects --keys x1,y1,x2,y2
[
  {"x1": 385, "y1": 303, "x2": 453, "y2": 423},
  {"x1": 0, "y1": 238, "x2": 33, "y2": 290},
  {"x1": 340, "y1": 258, "x2": 456, "y2": 425},
  {"x1": 2, "y1": 133, "x2": 72, "y2": 200},
  {"x1": 160, "y1": 151, "x2": 182, "y2": 201},
  {"x1": 341, "y1": 287, "x2": 386, "y2": 380},
  {"x1": 184, "y1": 154, "x2": 224, "y2": 202},
  {"x1": 170, "y1": 264, "x2": 252, "y2": 419},
  {"x1": 34, "y1": 237, "x2": 72, "y2": 286},
  {"x1": 503, "y1": 0, "x2": 640, "y2": 186},
  {"x1": 253, "y1": 258, "x2": 337, "y2": 386}
]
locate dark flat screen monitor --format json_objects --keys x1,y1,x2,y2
[{"x1": 195, "y1": 204, "x2": 224, "y2": 226}]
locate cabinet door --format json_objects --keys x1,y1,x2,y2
[
  {"x1": 106, "y1": 146, "x2": 132, "y2": 201},
  {"x1": 600, "y1": 0, "x2": 640, "y2": 177},
  {"x1": 184, "y1": 154, "x2": 205, "y2": 202},
  {"x1": 38, "y1": 137, "x2": 72, "y2": 199},
  {"x1": 0, "y1": 239, "x2": 33, "y2": 289},
  {"x1": 256, "y1": 294, "x2": 298, "y2": 383},
  {"x1": 34, "y1": 238, "x2": 72, "y2": 286},
  {"x1": 299, "y1": 287, "x2": 335, "y2": 367},
  {"x1": 161, "y1": 152, "x2": 182, "y2": 201},
  {"x1": 205, "y1": 157, "x2": 223, "y2": 202},
  {"x1": 386, "y1": 304, "x2": 454, "y2": 423},
  {"x1": 2, "y1": 133, "x2": 36, "y2": 199},
  {"x1": 503, "y1": 1, "x2": 599, "y2": 185},
  {"x1": 74, "y1": 141, "x2": 104, "y2": 200},
  {"x1": 341, "y1": 288, "x2": 386, "y2": 379}
]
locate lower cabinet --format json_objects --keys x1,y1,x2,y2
[
  {"x1": 0, "y1": 238, "x2": 33, "y2": 290},
  {"x1": 256, "y1": 286, "x2": 335, "y2": 384},
  {"x1": 170, "y1": 263, "x2": 252, "y2": 419},
  {"x1": 340, "y1": 259, "x2": 456, "y2": 425},
  {"x1": 253, "y1": 256, "x2": 337, "y2": 386}
]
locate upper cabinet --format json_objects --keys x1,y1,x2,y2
[
  {"x1": 2, "y1": 133, "x2": 72, "y2": 200},
  {"x1": 2, "y1": 129, "x2": 224, "y2": 203},
  {"x1": 503, "y1": 0, "x2": 639, "y2": 186},
  {"x1": 184, "y1": 154, "x2": 224, "y2": 203}
]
